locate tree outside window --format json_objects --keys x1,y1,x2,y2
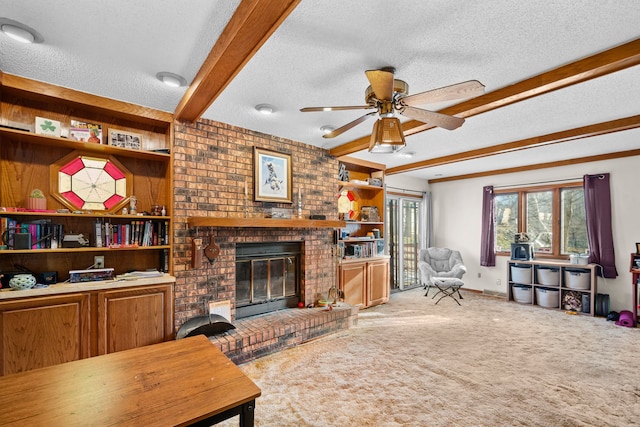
[{"x1": 494, "y1": 184, "x2": 588, "y2": 258}]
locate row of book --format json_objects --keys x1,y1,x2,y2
[
  {"x1": 95, "y1": 219, "x2": 169, "y2": 248},
  {"x1": 0, "y1": 218, "x2": 64, "y2": 249},
  {"x1": 0, "y1": 217, "x2": 169, "y2": 250},
  {"x1": 341, "y1": 240, "x2": 384, "y2": 259}
]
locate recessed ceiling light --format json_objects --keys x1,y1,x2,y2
[
  {"x1": 320, "y1": 125, "x2": 335, "y2": 135},
  {"x1": 255, "y1": 104, "x2": 276, "y2": 115},
  {"x1": 156, "y1": 72, "x2": 187, "y2": 87},
  {"x1": 0, "y1": 19, "x2": 43, "y2": 44}
]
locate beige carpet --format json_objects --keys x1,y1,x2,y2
[{"x1": 219, "y1": 287, "x2": 640, "y2": 426}]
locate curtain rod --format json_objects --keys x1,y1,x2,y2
[
  {"x1": 386, "y1": 186, "x2": 425, "y2": 194},
  {"x1": 493, "y1": 177, "x2": 583, "y2": 189}
]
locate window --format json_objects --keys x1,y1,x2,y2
[{"x1": 494, "y1": 183, "x2": 587, "y2": 257}]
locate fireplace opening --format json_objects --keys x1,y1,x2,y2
[{"x1": 235, "y1": 242, "x2": 301, "y2": 319}]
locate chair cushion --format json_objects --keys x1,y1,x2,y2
[{"x1": 433, "y1": 260, "x2": 450, "y2": 271}]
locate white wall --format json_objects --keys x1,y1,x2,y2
[{"x1": 429, "y1": 155, "x2": 640, "y2": 313}]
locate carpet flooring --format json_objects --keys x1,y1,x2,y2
[{"x1": 219, "y1": 287, "x2": 640, "y2": 426}]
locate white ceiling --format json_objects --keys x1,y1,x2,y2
[{"x1": 1, "y1": 1, "x2": 639, "y2": 181}]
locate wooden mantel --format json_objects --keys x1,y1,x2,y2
[{"x1": 187, "y1": 217, "x2": 345, "y2": 228}]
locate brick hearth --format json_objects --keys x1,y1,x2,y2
[{"x1": 209, "y1": 304, "x2": 359, "y2": 364}]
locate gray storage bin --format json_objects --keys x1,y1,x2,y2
[
  {"x1": 564, "y1": 268, "x2": 590, "y2": 290},
  {"x1": 537, "y1": 267, "x2": 559, "y2": 286},
  {"x1": 511, "y1": 264, "x2": 532, "y2": 284},
  {"x1": 536, "y1": 287, "x2": 560, "y2": 308},
  {"x1": 512, "y1": 284, "x2": 532, "y2": 304}
]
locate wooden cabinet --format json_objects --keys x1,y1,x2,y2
[
  {"x1": 337, "y1": 156, "x2": 389, "y2": 307},
  {"x1": 339, "y1": 261, "x2": 367, "y2": 307},
  {"x1": 0, "y1": 293, "x2": 90, "y2": 375},
  {"x1": 0, "y1": 73, "x2": 173, "y2": 283},
  {"x1": 507, "y1": 260, "x2": 597, "y2": 315},
  {"x1": 339, "y1": 257, "x2": 390, "y2": 308},
  {"x1": 368, "y1": 258, "x2": 390, "y2": 306},
  {"x1": 0, "y1": 280, "x2": 174, "y2": 376},
  {"x1": 96, "y1": 284, "x2": 174, "y2": 354}
]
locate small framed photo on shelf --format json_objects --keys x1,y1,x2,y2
[
  {"x1": 636, "y1": 242, "x2": 640, "y2": 254},
  {"x1": 360, "y1": 206, "x2": 380, "y2": 222},
  {"x1": 35, "y1": 117, "x2": 62, "y2": 137},
  {"x1": 108, "y1": 129, "x2": 142, "y2": 150},
  {"x1": 69, "y1": 120, "x2": 102, "y2": 144},
  {"x1": 253, "y1": 147, "x2": 292, "y2": 203}
]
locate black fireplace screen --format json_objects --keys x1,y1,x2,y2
[{"x1": 235, "y1": 242, "x2": 300, "y2": 318}]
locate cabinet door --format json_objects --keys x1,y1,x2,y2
[
  {"x1": 0, "y1": 294, "x2": 90, "y2": 375},
  {"x1": 97, "y1": 284, "x2": 174, "y2": 355},
  {"x1": 339, "y1": 262, "x2": 367, "y2": 307},
  {"x1": 367, "y1": 258, "x2": 390, "y2": 307}
]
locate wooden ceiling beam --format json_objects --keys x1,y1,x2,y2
[
  {"x1": 329, "y1": 38, "x2": 640, "y2": 157},
  {"x1": 386, "y1": 114, "x2": 640, "y2": 175},
  {"x1": 427, "y1": 148, "x2": 640, "y2": 184},
  {"x1": 174, "y1": 0, "x2": 301, "y2": 122}
]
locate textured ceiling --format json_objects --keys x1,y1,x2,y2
[{"x1": 1, "y1": 0, "x2": 639, "y2": 181}]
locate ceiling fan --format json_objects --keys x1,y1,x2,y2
[{"x1": 300, "y1": 67, "x2": 484, "y2": 152}]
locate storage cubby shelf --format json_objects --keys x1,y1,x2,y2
[{"x1": 507, "y1": 259, "x2": 598, "y2": 316}]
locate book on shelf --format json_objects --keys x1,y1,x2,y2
[
  {"x1": 94, "y1": 219, "x2": 169, "y2": 248},
  {"x1": 0, "y1": 217, "x2": 63, "y2": 249}
]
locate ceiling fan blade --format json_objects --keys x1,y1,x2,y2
[
  {"x1": 300, "y1": 105, "x2": 374, "y2": 112},
  {"x1": 400, "y1": 106, "x2": 464, "y2": 130},
  {"x1": 323, "y1": 112, "x2": 377, "y2": 138},
  {"x1": 401, "y1": 80, "x2": 485, "y2": 107},
  {"x1": 365, "y1": 69, "x2": 394, "y2": 101}
]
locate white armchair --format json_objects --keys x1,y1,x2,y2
[{"x1": 418, "y1": 247, "x2": 467, "y2": 296}]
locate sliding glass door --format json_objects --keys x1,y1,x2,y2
[{"x1": 386, "y1": 196, "x2": 422, "y2": 291}]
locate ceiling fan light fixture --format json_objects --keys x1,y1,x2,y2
[
  {"x1": 255, "y1": 104, "x2": 276, "y2": 115},
  {"x1": 156, "y1": 71, "x2": 187, "y2": 88},
  {"x1": 368, "y1": 117, "x2": 406, "y2": 153},
  {"x1": 0, "y1": 19, "x2": 43, "y2": 44}
]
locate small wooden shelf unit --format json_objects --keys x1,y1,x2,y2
[{"x1": 507, "y1": 259, "x2": 598, "y2": 316}]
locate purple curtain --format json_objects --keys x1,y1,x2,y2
[
  {"x1": 480, "y1": 185, "x2": 495, "y2": 266},
  {"x1": 583, "y1": 173, "x2": 617, "y2": 278}
]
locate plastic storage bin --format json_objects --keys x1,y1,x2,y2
[
  {"x1": 564, "y1": 268, "x2": 590, "y2": 290},
  {"x1": 511, "y1": 264, "x2": 532, "y2": 284},
  {"x1": 512, "y1": 284, "x2": 532, "y2": 304},
  {"x1": 536, "y1": 287, "x2": 560, "y2": 308},
  {"x1": 537, "y1": 267, "x2": 559, "y2": 286}
]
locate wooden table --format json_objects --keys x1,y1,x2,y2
[{"x1": 0, "y1": 335, "x2": 261, "y2": 426}]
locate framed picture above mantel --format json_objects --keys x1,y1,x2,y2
[{"x1": 253, "y1": 147, "x2": 292, "y2": 203}]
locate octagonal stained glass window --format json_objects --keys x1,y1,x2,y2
[{"x1": 52, "y1": 151, "x2": 132, "y2": 212}]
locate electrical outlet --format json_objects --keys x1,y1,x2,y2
[
  {"x1": 94, "y1": 256, "x2": 105, "y2": 269},
  {"x1": 496, "y1": 279, "x2": 501, "y2": 286}
]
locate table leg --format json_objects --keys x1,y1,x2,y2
[{"x1": 239, "y1": 400, "x2": 256, "y2": 427}]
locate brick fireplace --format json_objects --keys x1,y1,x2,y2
[{"x1": 172, "y1": 118, "x2": 345, "y2": 343}]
